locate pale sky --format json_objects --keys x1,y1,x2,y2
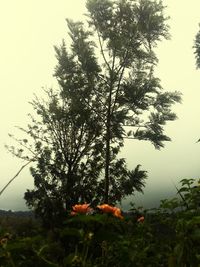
[{"x1": 0, "y1": 0, "x2": 200, "y2": 210}]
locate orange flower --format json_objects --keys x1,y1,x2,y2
[
  {"x1": 97, "y1": 204, "x2": 116, "y2": 213},
  {"x1": 113, "y1": 207, "x2": 123, "y2": 219},
  {"x1": 137, "y1": 216, "x2": 144, "y2": 223},
  {"x1": 71, "y1": 203, "x2": 92, "y2": 215},
  {"x1": 97, "y1": 204, "x2": 123, "y2": 219}
]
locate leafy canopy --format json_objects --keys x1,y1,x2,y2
[{"x1": 6, "y1": 0, "x2": 181, "y2": 224}]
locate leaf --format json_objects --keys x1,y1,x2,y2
[
  {"x1": 178, "y1": 187, "x2": 190, "y2": 193},
  {"x1": 66, "y1": 214, "x2": 106, "y2": 225},
  {"x1": 174, "y1": 243, "x2": 184, "y2": 264},
  {"x1": 60, "y1": 227, "x2": 83, "y2": 239},
  {"x1": 189, "y1": 216, "x2": 200, "y2": 224},
  {"x1": 179, "y1": 178, "x2": 195, "y2": 186},
  {"x1": 127, "y1": 130, "x2": 132, "y2": 137},
  {"x1": 191, "y1": 229, "x2": 200, "y2": 240},
  {"x1": 95, "y1": 228, "x2": 122, "y2": 242}
]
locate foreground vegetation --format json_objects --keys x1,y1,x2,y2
[{"x1": 0, "y1": 178, "x2": 199, "y2": 267}]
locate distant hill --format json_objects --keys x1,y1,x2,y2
[{"x1": 0, "y1": 209, "x2": 33, "y2": 217}]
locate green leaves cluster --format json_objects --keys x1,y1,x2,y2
[{"x1": 194, "y1": 24, "x2": 200, "y2": 69}]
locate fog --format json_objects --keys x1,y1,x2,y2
[{"x1": 0, "y1": 0, "x2": 200, "y2": 211}]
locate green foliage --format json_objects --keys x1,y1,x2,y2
[
  {"x1": 0, "y1": 178, "x2": 199, "y2": 266},
  {"x1": 0, "y1": 215, "x2": 40, "y2": 238},
  {"x1": 174, "y1": 216, "x2": 200, "y2": 266},
  {"x1": 176, "y1": 178, "x2": 200, "y2": 210},
  {"x1": 7, "y1": 0, "x2": 181, "y2": 224},
  {"x1": 194, "y1": 24, "x2": 200, "y2": 68}
]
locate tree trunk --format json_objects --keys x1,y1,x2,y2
[
  {"x1": 104, "y1": 89, "x2": 112, "y2": 204},
  {"x1": 104, "y1": 122, "x2": 110, "y2": 203}
]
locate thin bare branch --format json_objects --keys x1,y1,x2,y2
[
  {"x1": 96, "y1": 28, "x2": 111, "y2": 72},
  {"x1": 0, "y1": 159, "x2": 34, "y2": 197},
  {"x1": 111, "y1": 50, "x2": 129, "y2": 114},
  {"x1": 123, "y1": 124, "x2": 147, "y2": 127}
]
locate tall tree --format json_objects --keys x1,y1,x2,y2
[
  {"x1": 8, "y1": 86, "x2": 104, "y2": 226},
  {"x1": 194, "y1": 24, "x2": 200, "y2": 143},
  {"x1": 194, "y1": 24, "x2": 200, "y2": 68},
  {"x1": 7, "y1": 36, "x2": 105, "y2": 225},
  {"x1": 7, "y1": 0, "x2": 181, "y2": 223},
  {"x1": 85, "y1": 0, "x2": 181, "y2": 202}
]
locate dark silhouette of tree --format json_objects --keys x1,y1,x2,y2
[
  {"x1": 194, "y1": 24, "x2": 200, "y2": 143},
  {"x1": 85, "y1": 0, "x2": 181, "y2": 202},
  {"x1": 194, "y1": 24, "x2": 200, "y2": 69},
  {"x1": 6, "y1": 0, "x2": 181, "y2": 225},
  {"x1": 13, "y1": 85, "x2": 104, "y2": 226}
]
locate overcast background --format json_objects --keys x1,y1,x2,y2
[{"x1": 0, "y1": 0, "x2": 199, "y2": 211}]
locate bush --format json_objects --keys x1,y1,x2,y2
[{"x1": 0, "y1": 178, "x2": 199, "y2": 266}]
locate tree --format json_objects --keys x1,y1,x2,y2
[
  {"x1": 85, "y1": 0, "x2": 181, "y2": 202},
  {"x1": 8, "y1": 86, "x2": 104, "y2": 226},
  {"x1": 7, "y1": 0, "x2": 181, "y2": 224},
  {"x1": 194, "y1": 24, "x2": 200, "y2": 69},
  {"x1": 194, "y1": 24, "x2": 200, "y2": 143}
]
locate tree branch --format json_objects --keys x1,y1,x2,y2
[
  {"x1": 0, "y1": 160, "x2": 34, "y2": 197},
  {"x1": 96, "y1": 28, "x2": 111, "y2": 72},
  {"x1": 111, "y1": 50, "x2": 129, "y2": 114},
  {"x1": 123, "y1": 124, "x2": 147, "y2": 127}
]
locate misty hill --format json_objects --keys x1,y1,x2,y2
[{"x1": 0, "y1": 209, "x2": 33, "y2": 217}]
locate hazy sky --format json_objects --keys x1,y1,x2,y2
[{"x1": 0, "y1": 1, "x2": 200, "y2": 211}]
